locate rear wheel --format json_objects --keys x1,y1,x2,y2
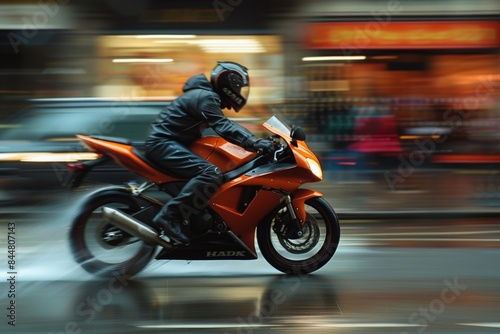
[
  {"x1": 69, "y1": 189, "x2": 156, "y2": 277},
  {"x1": 257, "y1": 197, "x2": 340, "y2": 275}
]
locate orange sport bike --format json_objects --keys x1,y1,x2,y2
[{"x1": 66, "y1": 115, "x2": 340, "y2": 277}]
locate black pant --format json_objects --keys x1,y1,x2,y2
[{"x1": 145, "y1": 140, "x2": 223, "y2": 223}]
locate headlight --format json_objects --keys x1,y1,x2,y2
[{"x1": 306, "y1": 158, "x2": 323, "y2": 180}]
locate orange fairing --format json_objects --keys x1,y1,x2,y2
[
  {"x1": 191, "y1": 136, "x2": 258, "y2": 173},
  {"x1": 210, "y1": 168, "x2": 323, "y2": 253},
  {"x1": 212, "y1": 187, "x2": 283, "y2": 252},
  {"x1": 77, "y1": 135, "x2": 181, "y2": 184},
  {"x1": 210, "y1": 180, "x2": 323, "y2": 253},
  {"x1": 291, "y1": 188, "x2": 324, "y2": 223}
]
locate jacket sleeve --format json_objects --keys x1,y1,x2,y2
[{"x1": 199, "y1": 92, "x2": 258, "y2": 150}]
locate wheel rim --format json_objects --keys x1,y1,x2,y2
[
  {"x1": 269, "y1": 204, "x2": 330, "y2": 262},
  {"x1": 82, "y1": 202, "x2": 148, "y2": 265}
]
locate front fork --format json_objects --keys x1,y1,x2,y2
[
  {"x1": 277, "y1": 189, "x2": 323, "y2": 239},
  {"x1": 281, "y1": 196, "x2": 304, "y2": 238}
]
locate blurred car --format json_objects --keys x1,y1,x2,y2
[{"x1": 0, "y1": 98, "x2": 170, "y2": 205}]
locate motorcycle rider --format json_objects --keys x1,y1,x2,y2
[{"x1": 145, "y1": 61, "x2": 274, "y2": 245}]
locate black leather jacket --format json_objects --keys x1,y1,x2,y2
[{"x1": 146, "y1": 74, "x2": 257, "y2": 149}]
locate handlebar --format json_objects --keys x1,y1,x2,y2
[
  {"x1": 272, "y1": 145, "x2": 285, "y2": 162},
  {"x1": 257, "y1": 144, "x2": 284, "y2": 163}
]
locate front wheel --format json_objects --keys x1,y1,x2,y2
[
  {"x1": 257, "y1": 197, "x2": 340, "y2": 275},
  {"x1": 69, "y1": 189, "x2": 157, "y2": 277}
]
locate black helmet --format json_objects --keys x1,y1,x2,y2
[{"x1": 211, "y1": 61, "x2": 249, "y2": 112}]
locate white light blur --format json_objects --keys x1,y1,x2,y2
[
  {"x1": 112, "y1": 58, "x2": 174, "y2": 63},
  {"x1": 0, "y1": 152, "x2": 99, "y2": 162},
  {"x1": 196, "y1": 39, "x2": 265, "y2": 53},
  {"x1": 135, "y1": 35, "x2": 197, "y2": 39},
  {"x1": 302, "y1": 56, "x2": 366, "y2": 61}
]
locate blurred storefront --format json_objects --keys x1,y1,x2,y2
[
  {"x1": 284, "y1": 0, "x2": 500, "y2": 159},
  {"x1": 93, "y1": 34, "x2": 283, "y2": 119},
  {"x1": 0, "y1": 0, "x2": 289, "y2": 121},
  {"x1": 89, "y1": 1, "x2": 288, "y2": 119}
]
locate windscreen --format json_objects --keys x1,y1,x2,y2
[{"x1": 262, "y1": 115, "x2": 292, "y2": 140}]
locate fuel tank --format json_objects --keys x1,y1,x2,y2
[{"x1": 190, "y1": 136, "x2": 257, "y2": 172}]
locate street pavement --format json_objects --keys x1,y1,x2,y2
[{"x1": 1, "y1": 212, "x2": 499, "y2": 333}]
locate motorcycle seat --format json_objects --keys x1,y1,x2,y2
[
  {"x1": 89, "y1": 135, "x2": 132, "y2": 145},
  {"x1": 88, "y1": 135, "x2": 181, "y2": 177},
  {"x1": 132, "y1": 146, "x2": 188, "y2": 179}
]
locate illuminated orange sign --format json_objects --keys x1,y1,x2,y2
[{"x1": 303, "y1": 21, "x2": 500, "y2": 49}]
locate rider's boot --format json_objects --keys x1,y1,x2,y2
[{"x1": 153, "y1": 212, "x2": 190, "y2": 245}]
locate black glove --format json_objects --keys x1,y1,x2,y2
[{"x1": 253, "y1": 138, "x2": 275, "y2": 155}]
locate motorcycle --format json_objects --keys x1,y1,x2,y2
[{"x1": 66, "y1": 115, "x2": 340, "y2": 277}]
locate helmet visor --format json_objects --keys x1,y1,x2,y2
[{"x1": 240, "y1": 85, "x2": 249, "y2": 102}]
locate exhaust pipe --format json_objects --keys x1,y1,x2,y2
[{"x1": 102, "y1": 207, "x2": 173, "y2": 249}]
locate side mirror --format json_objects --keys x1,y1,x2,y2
[{"x1": 290, "y1": 125, "x2": 306, "y2": 141}]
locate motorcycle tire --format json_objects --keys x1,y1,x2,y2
[
  {"x1": 257, "y1": 196, "x2": 340, "y2": 275},
  {"x1": 69, "y1": 188, "x2": 156, "y2": 278}
]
